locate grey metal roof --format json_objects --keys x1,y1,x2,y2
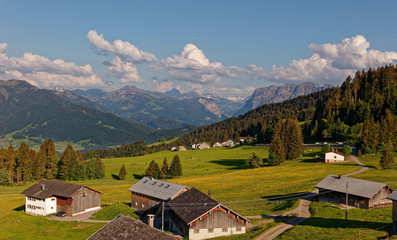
[
  {"x1": 128, "y1": 177, "x2": 188, "y2": 201},
  {"x1": 387, "y1": 190, "x2": 397, "y2": 201},
  {"x1": 315, "y1": 174, "x2": 391, "y2": 199}
]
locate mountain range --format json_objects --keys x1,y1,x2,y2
[{"x1": 0, "y1": 80, "x2": 191, "y2": 150}]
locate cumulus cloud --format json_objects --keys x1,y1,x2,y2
[
  {"x1": 105, "y1": 56, "x2": 144, "y2": 85},
  {"x1": 87, "y1": 30, "x2": 156, "y2": 63},
  {"x1": 0, "y1": 42, "x2": 104, "y2": 89},
  {"x1": 161, "y1": 43, "x2": 242, "y2": 84},
  {"x1": 152, "y1": 79, "x2": 178, "y2": 93},
  {"x1": 248, "y1": 35, "x2": 397, "y2": 85}
]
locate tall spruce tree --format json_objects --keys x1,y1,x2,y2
[
  {"x1": 119, "y1": 164, "x2": 127, "y2": 180},
  {"x1": 145, "y1": 160, "x2": 160, "y2": 179},
  {"x1": 283, "y1": 119, "x2": 304, "y2": 160},
  {"x1": 43, "y1": 139, "x2": 59, "y2": 179},
  {"x1": 380, "y1": 142, "x2": 394, "y2": 169},
  {"x1": 58, "y1": 144, "x2": 75, "y2": 180},
  {"x1": 169, "y1": 155, "x2": 182, "y2": 178},
  {"x1": 269, "y1": 123, "x2": 286, "y2": 165},
  {"x1": 159, "y1": 158, "x2": 168, "y2": 179}
]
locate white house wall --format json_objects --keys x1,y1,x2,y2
[
  {"x1": 325, "y1": 153, "x2": 345, "y2": 163},
  {"x1": 25, "y1": 196, "x2": 57, "y2": 216}
]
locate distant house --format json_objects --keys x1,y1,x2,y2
[
  {"x1": 191, "y1": 144, "x2": 197, "y2": 150},
  {"x1": 167, "y1": 188, "x2": 249, "y2": 240},
  {"x1": 315, "y1": 174, "x2": 392, "y2": 209},
  {"x1": 212, "y1": 142, "x2": 222, "y2": 148},
  {"x1": 197, "y1": 142, "x2": 210, "y2": 150},
  {"x1": 170, "y1": 146, "x2": 177, "y2": 152},
  {"x1": 239, "y1": 136, "x2": 253, "y2": 143},
  {"x1": 87, "y1": 213, "x2": 179, "y2": 240},
  {"x1": 222, "y1": 140, "x2": 234, "y2": 147},
  {"x1": 21, "y1": 179, "x2": 101, "y2": 216},
  {"x1": 179, "y1": 146, "x2": 187, "y2": 151},
  {"x1": 128, "y1": 177, "x2": 189, "y2": 212},
  {"x1": 324, "y1": 151, "x2": 345, "y2": 163},
  {"x1": 387, "y1": 191, "x2": 397, "y2": 232}
]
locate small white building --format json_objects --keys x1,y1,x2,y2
[
  {"x1": 25, "y1": 194, "x2": 57, "y2": 216},
  {"x1": 212, "y1": 142, "x2": 222, "y2": 148},
  {"x1": 222, "y1": 140, "x2": 234, "y2": 147},
  {"x1": 170, "y1": 146, "x2": 177, "y2": 151},
  {"x1": 179, "y1": 146, "x2": 187, "y2": 151},
  {"x1": 324, "y1": 151, "x2": 345, "y2": 163},
  {"x1": 191, "y1": 144, "x2": 197, "y2": 150},
  {"x1": 197, "y1": 142, "x2": 210, "y2": 150}
]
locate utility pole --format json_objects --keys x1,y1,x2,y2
[
  {"x1": 345, "y1": 182, "x2": 348, "y2": 221},
  {"x1": 162, "y1": 201, "x2": 164, "y2": 231}
]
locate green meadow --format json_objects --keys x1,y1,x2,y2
[{"x1": 0, "y1": 146, "x2": 370, "y2": 239}]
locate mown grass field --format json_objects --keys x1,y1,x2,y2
[
  {"x1": 278, "y1": 202, "x2": 393, "y2": 240},
  {"x1": 0, "y1": 146, "x2": 363, "y2": 239}
]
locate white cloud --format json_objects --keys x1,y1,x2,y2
[
  {"x1": 162, "y1": 43, "x2": 241, "y2": 84},
  {"x1": 87, "y1": 30, "x2": 156, "y2": 63},
  {"x1": 0, "y1": 42, "x2": 104, "y2": 89},
  {"x1": 106, "y1": 56, "x2": 144, "y2": 85},
  {"x1": 152, "y1": 79, "x2": 177, "y2": 93},
  {"x1": 248, "y1": 35, "x2": 397, "y2": 85}
]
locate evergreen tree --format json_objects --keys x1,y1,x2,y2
[
  {"x1": 380, "y1": 142, "x2": 394, "y2": 169},
  {"x1": 321, "y1": 144, "x2": 331, "y2": 154},
  {"x1": 93, "y1": 157, "x2": 105, "y2": 179},
  {"x1": 119, "y1": 164, "x2": 127, "y2": 180},
  {"x1": 269, "y1": 123, "x2": 286, "y2": 165},
  {"x1": 4, "y1": 145, "x2": 15, "y2": 184},
  {"x1": 58, "y1": 144, "x2": 75, "y2": 180},
  {"x1": 159, "y1": 158, "x2": 168, "y2": 179},
  {"x1": 283, "y1": 119, "x2": 304, "y2": 160},
  {"x1": 168, "y1": 155, "x2": 182, "y2": 178},
  {"x1": 342, "y1": 145, "x2": 352, "y2": 157},
  {"x1": 145, "y1": 160, "x2": 160, "y2": 179},
  {"x1": 0, "y1": 169, "x2": 9, "y2": 186},
  {"x1": 245, "y1": 152, "x2": 263, "y2": 168},
  {"x1": 43, "y1": 139, "x2": 59, "y2": 179}
]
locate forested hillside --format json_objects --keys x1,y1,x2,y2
[{"x1": 175, "y1": 65, "x2": 397, "y2": 152}]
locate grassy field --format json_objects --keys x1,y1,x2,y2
[
  {"x1": 353, "y1": 152, "x2": 397, "y2": 189},
  {"x1": 0, "y1": 146, "x2": 363, "y2": 239},
  {"x1": 277, "y1": 202, "x2": 393, "y2": 239}
]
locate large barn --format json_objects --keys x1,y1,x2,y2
[
  {"x1": 315, "y1": 174, "x2": 392, "y2": 209},
  {"x1": 386, "y1": 190, "x2": 397, "y2": 232},
  {"x1": 21, "y1": 179, "x2": 101, "y2": 216},
  {"x1": 128, "y1": 177, "x2": 188, "y2": 212},
  {"x1": 167, "y1": 188, "x2": 249, "y2": 240}
]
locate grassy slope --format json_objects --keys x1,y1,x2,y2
[{"x1": 0, "y1": 146, "x2": 362, "y2": 239}]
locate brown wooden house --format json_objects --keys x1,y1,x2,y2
[
  {"x1": 128, "y1": 177, "x2": 188, "y2": 212},
  {"x1": 386, "y1": 190, "x2": 397, "y2": 232},
  {"x1": 21, "y1": 179, "x2": 101, "y2": 216},
  {"x1": 167, "y1": 188, "x2": 249, "y2": 240},
  {"x1": 88, "y1": 213, "x2": 179, "y2": 240},
  {"x1": 315, "y1": 174, "x2": 392, "y2": 209}
]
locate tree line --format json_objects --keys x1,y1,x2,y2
[{"x1": 0, "y1": 139, "x2": 105, "y2": 185}]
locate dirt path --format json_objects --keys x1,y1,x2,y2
[{"x1": 253, "y1": 152, "x2": 369, "y2": 240}]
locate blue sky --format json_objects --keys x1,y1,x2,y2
[{"x1": 1, "y1": 0, "x2": 397, "y2": 98}]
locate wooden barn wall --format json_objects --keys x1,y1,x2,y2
[
  {"x1": 369, "y1": 187, "x2": 392, "y2": 208},
  {"x1": 131, "y1": 192, "x2": 161, "y2": 210},
  {"x1": 393, "y1": 201, "x2": 397, "y2": 221},
  {"x1": 71, "y1": 188, "x2": 101, "y2": 214},
  {"x1": 191, "y1": 208, "x2": 245, "y2": 230}
]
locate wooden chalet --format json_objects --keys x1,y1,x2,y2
[
  {"x1": 315, "y1": 174, "x2": 392, "y2": 209},
  {"x1": 387, "y1": 190, "x2": 397, "y2": 232},
  {"x1": 21, "y1": 179, "x2": 101, "y2": 216},
  {"x1": 128, "y1": 177, "x2": 188, "y2": 212},
  {"x1": 167, "y1": 188, "x2": 249, "y2": 240},
  {"x1": 88, "y1": 213, "x2": 179, "y2": 240}
]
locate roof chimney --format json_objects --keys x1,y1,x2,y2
[
  {"x1": 147, "y1": 214, "x2": 155, "y2": 227},
  {"x1": 41, "y1": 184, "x2": 45, "y2": 191},
  {"x1": 208, "y1": 190, "x2": 211, "y2": 197}
]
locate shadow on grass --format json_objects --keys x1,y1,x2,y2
[
  {"x1": 300, "y1": 158, "x2": 324, "y2": 163},
  {"x1": 13, "y1": 205, "x2": 25, "y2": 211},
  {"x1": 209, "y1": 159, "x2": 246, "y2": 169},
  {"x1": 111, "y1": 174, "x2": 120, "y2": 180},
  {"x1": 123, "y1": 202, "x2": 131, "y2": 207},
  {"x1": 300, "y1": 217, "x2": 390, "y2": 229},
  {"x1": 133, "y1": 174, "x2": 144, "y2": 180},
  {"x1": 262, "y1": 192, "x2": 312, "y2": 200}
]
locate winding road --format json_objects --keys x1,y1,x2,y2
[{"x1": 254, "y1": 154, "x2": 369, "y2": 240}]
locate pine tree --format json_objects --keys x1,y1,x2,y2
[
  {"x1": 58, "y1": 144, "x2": 75, "y2": 180},
  {"x1": 159, "y1": 158, "x2": 168, "y2": 179},
  {"x1": 5, "y1": 145, "x2": 15, "y2": 184},
  {"x1": 119, "y1": 164, "x2": 127, "y2": 180},
  {"x1": 283, "y1": 119, "x2": 304, "y2": 160},
  {"x1": 43, "y1": 139, "x2": 59, "y2": 179},
  {"x1": 145, "y1": 160, "x2": 160, "y2": 179},
  {"x1": 380, "y1": 142, "x2": 394, "y2": 169},
  {"x1": 168, "y1": 155, "x2": 182, "y2": 178},
  {"x1": 94, "y1": 157, "x2": 105, "y2": 179},
  {"x1": 269, "y1": 123, "x2": 286, "y2": 165}
]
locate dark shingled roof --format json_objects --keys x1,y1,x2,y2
[
  {"x1": 21, "y1": 179, "x2": 100, "y2": 199},
  {"x1": 315, "y1": 174, "x2": 391, "y2": 199},
  {"x1": 87, "y1": 214, "x2": 179, "y2": 240},
  {"x1": 167, "y1": 187, "x2": 248, "y2": 225},
  {"x1": 387, "y1": 191, "x2": 397, "y2": 201}
]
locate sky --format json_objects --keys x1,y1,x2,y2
[{"x1": 1, "y1": 0, "x2": 397, "y2": 99}]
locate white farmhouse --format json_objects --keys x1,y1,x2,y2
[{"x1": 324, "y1": 151, "x2": 345, "y2": 163}]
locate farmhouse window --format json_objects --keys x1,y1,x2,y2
[
  {"x1": 334, "y1": 156, "x2": 337, "y2": 159},
  {"x1": 208, "y1": 228, "x2": 214, "y2": 233},
  {"x1": 222, "y1": 228, "x2": 228, "y2": 232},
  {"x1": 83, "y1": 193, "x2": 87, "y2": 197},
  {"x1": 236, "y1": 227, "x2": 242, "y2": 231},
  {"x1": 51, "y1": 198, "x2": 55, "y2": 201},
  {"x1": 194, "y1": 229, "x2": 200, "y2": 233},
  {"x1": 51, "y1": 207, "x2": 53, "y2": 209}
]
